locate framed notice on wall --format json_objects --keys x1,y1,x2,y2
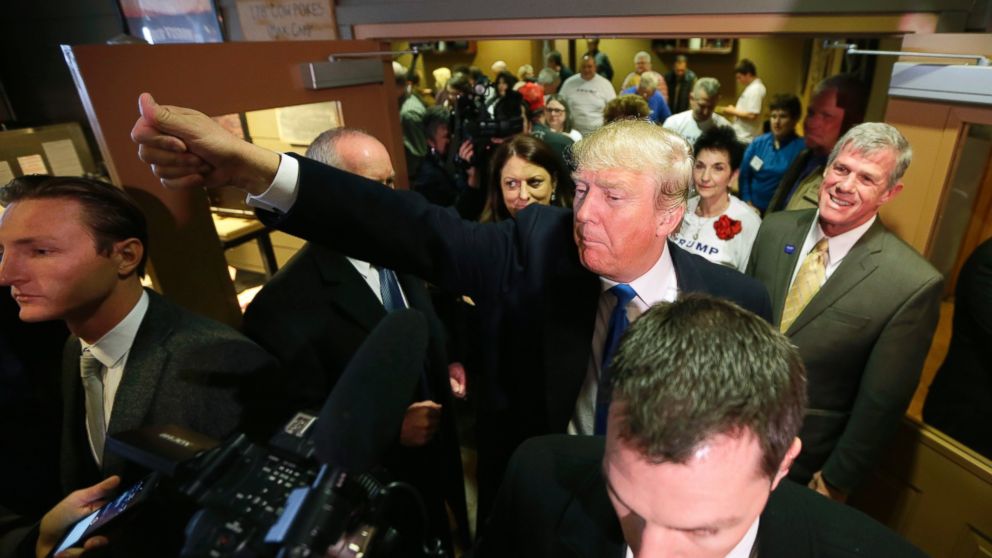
[
  {"x1": 234, "y1": 0, "x2": 338, "y2": 41},
  {"x1": 120, "y1": 0, "x2": 224, "y2": 44}
]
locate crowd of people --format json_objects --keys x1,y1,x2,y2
[{"x1": 0, "y1": 41, "x2": 957, "y2": 558}]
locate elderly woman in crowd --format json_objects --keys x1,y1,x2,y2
[
  {"x1": 669, "y1": 126, "x2": 761, "y2": 271},
  {"x1": 479, "y1": 135, "x2": 573, "y2": 222},
  {"x1": 544, "y1": 94, "x2": 582, "y2": 142},
  {"x1": 738, "y1": 93, "x2": 805, "y2": 213}
]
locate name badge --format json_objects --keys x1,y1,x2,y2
[{"x1": 750, "y1": 156, "x2": 764, "y2": 171}]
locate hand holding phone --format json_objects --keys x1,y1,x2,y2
[{"x1": 44, "y1": 474, "x2": 157, "y2": 558}]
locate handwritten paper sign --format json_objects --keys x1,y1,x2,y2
[
  {"x1": 236, "y1": 0, "x2": 337, "y2": 41},
  {"x1": 276, "y1": 101, "x2": 343, "y2": 146}
]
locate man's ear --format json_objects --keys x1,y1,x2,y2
[
  {"x1": 879, "y1": 181, "x2": 904, "y2": 205},
  {"x1": 114, "y1": 238, "x2": 144, "y2": 277},
  {"x1": 657, "y1": 204, "x2": 685, "y2": 237},
  {"x1": 771, "y1": 437, "x2": 802, "y2": 491}
]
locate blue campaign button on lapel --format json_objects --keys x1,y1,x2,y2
[{"x1": 784, "y1": 244, "x2": 796, "y2": 255}]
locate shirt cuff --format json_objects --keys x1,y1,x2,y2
[{"x1": 245, "y1": 153, "x2": 299, "y2": 214}]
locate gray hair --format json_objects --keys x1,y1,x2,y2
[
  {"x1": 638, "y1": 71, "x2": 660, "y2": 92},
  {"x1": 692, "y1": 77, "x2": 721, "y2": 98},
  {"x1": 827, "y1": 122, "x2": 912, "y2": 188},
  {"x1": 571, "y1": 119, "x2": 692, "y2": 211},
  {"x1": 633, "y1": 50, "x2": 651, "y2": 63},
  {"x1": 537, "y1": 67, "x2": 559, "y2": 86},
  {"x1": 305, "y1": 127, "x2": 371, "y2": 170}
]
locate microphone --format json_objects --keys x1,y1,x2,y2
[
  {"x1": 313, "y1": 308, "x2": 429, "y2": 470},
  {"x1": 278, "y1": 309, "x2": 430, "y2": 557}
]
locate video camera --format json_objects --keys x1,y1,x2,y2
[
  {"x1": 450, "y1": 83, "x2": 524, "y2": 168},
  {"x1": 96, "y1": 310, "x2": 444, "y2": 558}
]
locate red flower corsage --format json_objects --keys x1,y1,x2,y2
[{"x1": 714, "y1": 215, "x2": 742, "y2": 240}]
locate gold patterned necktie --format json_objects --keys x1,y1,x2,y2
[
  {"x1": 80, "y1": 349, "x2": 106, "y2": 465},
  {"x1": 780, "y1": 238, "x2": 829, "y2": 333}
]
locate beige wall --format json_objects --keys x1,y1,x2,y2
[
  {"x1": 737, "y1": 37, "x2": 809, "y2": 104},
  {"x1": 393, "y1": 39, "x2": 544, "y2": 94}
]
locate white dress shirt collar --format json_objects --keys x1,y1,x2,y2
[
  {"x1": 80, "y1": 290, "x2": 149, "y2": 369},
  {"x1": 600, "y1": 244, "x2": 679, "y2": 308},
  {"x1": 812, "y1": 212, "x2": 877, "y2": 269}
]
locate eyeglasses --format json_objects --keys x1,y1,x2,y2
[{"x1": 546, "y1": 107, "x2": 565, "y2": 114}]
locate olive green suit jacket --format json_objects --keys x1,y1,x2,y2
[{"x1": 747, "y1": 209, "x2": 942, "y2": 491}]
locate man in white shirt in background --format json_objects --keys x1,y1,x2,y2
[
  {"x1": 719, "y1": 58, "x2": 766, "y2": 143},
  {"x1": 559, "y1": 54, "x2": 617, "y2": 136},
  {"x1": 663, "y1": 77, "x2": 732, "y2": 146}
]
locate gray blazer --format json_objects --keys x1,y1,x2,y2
[
  {"x1": 59, "y1": 289, "x2": 277, "y2": 492},
  {"x1": 747, "y1": 209, "x2": 942, "y2": 491}
]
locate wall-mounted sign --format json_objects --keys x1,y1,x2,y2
[{"x1": 236, "y1": 0, "x2": 338, "y2": 41}]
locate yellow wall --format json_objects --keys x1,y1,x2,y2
[
  {"x1": 737, "y1": 37, "x2": 809, "y2": 104},
  {"x1": 393, "y1": 39, "x2": 543, "y2": 95}
]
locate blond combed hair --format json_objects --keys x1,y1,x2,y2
[{"x1": 571, "y1": 120, "x2": 693, "y2": 211}]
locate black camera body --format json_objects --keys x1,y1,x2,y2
[
  {"x1": 451, "y1": 83, "x2": 524, "y2": 168},
  {"x1": 104, "y1": 311, "x2": 442, "y2": 558}
]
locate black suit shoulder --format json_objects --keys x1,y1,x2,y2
[
  {"x1": 670, "y1": 242, "x2": 773, "y2": 322},
  {"x1": 145, "y1": 290, "x2": 275, "y2": 374},
  {"x1": 762, "y1": 481, "x2": 928, "y2": 558}
]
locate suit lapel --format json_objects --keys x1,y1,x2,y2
[
  {"x1": 768, "y1": 211, "x2": 816, "y2": 323},
  {"x1": 103, "y1": 291, "x2": 172, "y2": 475},
  {"x1": 785, "y1": 220, "x2": 885, "y2": 336},
  {"x1": 311, "y1": 245, "x2": 387, "y2": 333}
]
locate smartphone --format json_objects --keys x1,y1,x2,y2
[{"x1": 48, "y1": 473, "x2": 159, "y2": 557}]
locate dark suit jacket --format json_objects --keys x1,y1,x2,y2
[
  {"x1": 473, "y1": 435, "x2": 928, "y2": 558},
  {"x1": 241, "y1": 242, "x2": 469, "y2": 546},
  {"x1": 924, "y1": 237, "x2": 992, "y2": 458},
  {"x1": 60, "y1": 289, "x2": 277, "y2": 493},
  {"x1": 747, "y1": 210, "x2": 943, "y2": 490},
  {"x1": 257, "y1": 154, "x2": 771, "y2": 517}
]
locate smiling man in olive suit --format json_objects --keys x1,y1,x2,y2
[{"x1": 747, "y1": 122, "x2": 942, "y2": 500}]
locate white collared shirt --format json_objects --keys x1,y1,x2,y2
[
  {"x1": 244, "y1": 156, "x2": 408, "y2": 308},
  {"x1": 568, "y1": 248, "x2": 680, "y2": 435},
  {"x1": 79, "y1": 290, "x2": 150, "y2": 464},
  {"x1": 787, "y1": 212, "x2": 877, "y2": 290},
  {"x1": 623, "y1": 516, "x2": 760, "y2": 558}
]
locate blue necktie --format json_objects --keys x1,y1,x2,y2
[
  {"x1": 594, "y1": 284, "x2": 638, "y2": 435},
  {"x1": 379, "y1": 267, "x2": 405, "y2": 312}
]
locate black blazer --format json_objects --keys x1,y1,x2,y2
[
  {"x1": 473, "y1": 435, "x2": 929, "y2": 558},
  {"x1": 242, "y1": 242, "x2": 469, "y2": 546},
  {"x1": 259, "y1": 154, "x2": 771, "y2": 439},
  {"x1": 257, "y1": 155, "x2": 772, "y2": 523}
]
